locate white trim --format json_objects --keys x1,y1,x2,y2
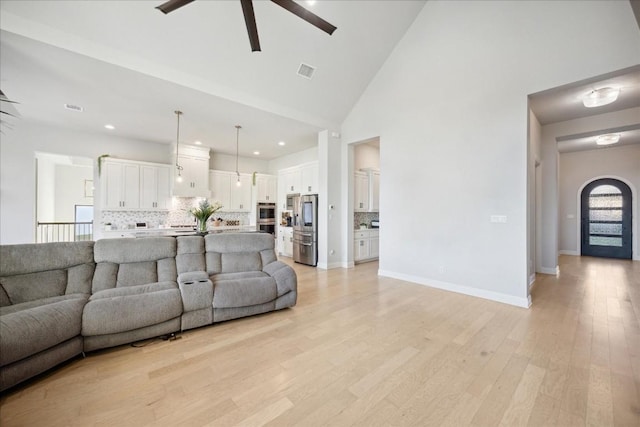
[
  {"x1": 539, "y1": 266, "x2": 559, "y2": 275},
  {"x1": 576, "y1": 175, "x2": 637, "y2": 261},
  {"x1": 559, "y1": 250, "x2": 579, "y2": 256},
  {"x1": 528, "y1": 274, "x2": 536, "y2": 287},
  {"x1": 317, "y1": 262, "x2": 343, "y2": 270},
  {"x1": 378, "y1": 270, "x2": 531, "y2": 308},
  {"x1": 343, "y1": 261, "x2": 355, "y2": 268}
]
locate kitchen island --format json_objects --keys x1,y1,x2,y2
[{"x1": 101, "y1": 225, "x2": 259, "y2": 239}]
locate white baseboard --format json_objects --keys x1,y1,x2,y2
[
  {"x1": 559, "y1": 250, "x2": 579, "y2": 256},
  {"x1": 342, "y1": 261, "x2": 355, "y2": 269},
  {"x1": 378, "y1": 270, "x2": 531, "y2": 308},
  {"x1": 539, "y1": 266, "x2": 559, "y2": 275},
  {"x1": 317, "y1": 262, "x2": 343, "y2": 270}
]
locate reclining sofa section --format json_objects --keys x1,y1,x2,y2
[{"x1": 0, "y1": 233, "x2": 297, "y2": 392}]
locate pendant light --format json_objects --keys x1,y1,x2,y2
[
  {"x1": 174, "y1": 110, "x2": 184, "y2": 183},
  {"x1": 235, "y1": 125, "x2": 242, "y2": 187}
]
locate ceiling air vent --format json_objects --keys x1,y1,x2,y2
[
  {"x1": 64, "y1": 103, "x2": 83, "y2": 112},
  {"x1": 297, "y1": 63, "x2": 315, "y2": 79}
]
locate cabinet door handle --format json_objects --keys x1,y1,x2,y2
[
  {"x1": 308, "y1": 186, "x2": 311, "y2": 192},
  {"x1": 360, "y1": 241, "x2": 364, "y2": 246}
]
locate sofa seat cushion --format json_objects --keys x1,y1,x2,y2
[
  {"x1": 211, "y1": 272, "x2": 277, "y2": 309},
  {"x1": 82, "y1": 281, "x2": 182, "y2": 336},
  {"x1": 0, "y1": 294, "x2": 88, "y2": 367}
]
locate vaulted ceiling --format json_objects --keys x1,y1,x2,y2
[{"x1": 0, "y1": 0, "x2": 426, "y2": 158}]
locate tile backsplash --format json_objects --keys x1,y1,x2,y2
[
  {"x1": 101, "y1": 197, "x2": 250, "y2": 230},
  {"x1": 354, "y1": 212, "x2": 379, "y2": 229}
]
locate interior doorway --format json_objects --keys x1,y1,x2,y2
[{"x1": 580, "y1": 178, "x2": 632, "y2": 259}]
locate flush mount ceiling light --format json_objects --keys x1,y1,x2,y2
[
  {"x1": 235, "y1": 125, "x2": 242, "y2": 187},
  {"x1": 596, "y1": 133, "x2": 620, "y2": 146},
  {"x1": 278, "y1": 141, "x2": 286, "y2": 146},
  {"x1": 582, "y1": 87, "x2": 620, "y2": 108},
  {"x1": 104, "y1": 124, "x2": 115, "y2": 130},
  {"x1": 174, "y1": 110, "x2": 184, "y2": 182},
  {"x1": 253, "y1": 151, "x2": 260, "y2": 155}
]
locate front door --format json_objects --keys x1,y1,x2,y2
[{"x1": 581, "y1": 178, "x2": 632, "y2": 259}]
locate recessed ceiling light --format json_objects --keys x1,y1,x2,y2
[
  {"x1": 596, "y1": 133, "x2": 620, "y2": 146},
  {"x1": 582, "y1": 87, "x2": 620, "y2": 108},
  {"x1": 104, "y1": 124, "x2": 115, "y2": 130},
  {"x1": 278, "y1": 141, "x2": 286, "y2": 146},
  {"x1": 306, "y1": 0, "x2": 316, "y2": 5},
  {"x1": 194, "y1": 140, "x2": 202, "y2": 145},
  {"x1": 253, "y1": 151, "x2": 260, "y2": 155}
]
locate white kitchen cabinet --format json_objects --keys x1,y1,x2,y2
[
  {"x1": 230, "y1": 174, "x2": 252, "y2": 211},
  {"x1": 101, "y1": 159, "x2": 171, "y2": 211},
  {"x1": 300, "y1": 162, "x2": 318, "y2": 194},
  {"x1": 281, "y1": 168, "x2": 301, "y2": 194},
  {"x1": 279, "y1": 226, "x2": 293, "y2": 257},
  {"x1": 140, "y1": 165, "x2": 171, "y2": 210},
  {"x1": 101, "y1": 160, "x2": 140, "y2": 210},
  {"x1": 370, "y1": 170, "x2": 380, "y2": 212},
  {"x1": 354, "y1": 229, "x2": 379, "y2": 262},
  {"x1": 172, "y1": 144, "x2": 210, "y2": 198},
  {"x1": 210, "y1": 170, "x2": 252, "y2": 212},
  {"x1": 256, "y1": 174, "x2": 277, "y2": 202},
  {"x1": 354, "y1": 172, "x2": 369, "y2": 212},
  {"x1": 209, "y1": 170, "x2": 231, "y2": 209},
  {"x1": 354, "y1": 169, "x2": 379, "y2": 212}
]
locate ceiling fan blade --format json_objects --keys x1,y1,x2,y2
[
  {"x1": 240, "y1": 0, "x2": 261, "y2": 52},
  {"x1": 270, "y1": 0, "x2": 336, "y2": 35},
  {"x1": 156, "y1": 0, "x2": 195, "y2": 15}
]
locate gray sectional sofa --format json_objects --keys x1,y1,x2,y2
[{"x1": 0, "y1": 233, "x2": 297, "y2": 392}]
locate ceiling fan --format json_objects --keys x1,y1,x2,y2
[{"x1": 156, "y1": 0, "x2": 337, "y2": 52}]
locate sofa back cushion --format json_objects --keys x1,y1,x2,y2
[
  {"x1": 204, "y1": 233, "x2": 276, "y2": 275},
  {"x1": 92, "y1": 237, "x2": 177, "y2": 293},
  {"x1": 0, "y1": 242, "x2": 95, "y2": 306},
  {"x1": 176, "y1": 236, "x2": 206, "y2": 274}
]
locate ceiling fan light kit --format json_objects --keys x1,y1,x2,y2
[
  {"x1": 156, "y1": 0, "x2": 337, "y2": 52},
  {"x1": 582, "y1": 87, "x2": 620, "y2": 108}
]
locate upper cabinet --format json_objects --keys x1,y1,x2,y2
[
  {"x1": 101, "y1": 159, "x2": 171, "y2": 211},
  {"x1": 354, "y1": 172, "x2": 369, "y2": 212},
  {"x1": 354, "y1": 169, "x2": 379, "y2": 213},
  {"x1": 172, "y1": 144, "x2": 210, "y2": 198},
  {"x1": 209, "y1": 170, "x2": 252, "y2": 212},
  {"x1": 278, "y1": 161, "x2": 318, "y2": 196},
  {"x1": 300, "y1": 162, "x2": 318, "y2": 195},
  {"x1": 255, "y1": 174, "x2": 277, "y2": 202}
]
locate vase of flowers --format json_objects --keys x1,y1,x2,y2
[{"x1": 190, "y1": 200, "x2": 223, "y2": 234}]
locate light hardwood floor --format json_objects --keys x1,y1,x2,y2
[{"x1": 1, "y1": 255, "x2": 638, "y2": 426}]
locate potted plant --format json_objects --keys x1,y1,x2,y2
[
  {"x1": 190, "y1": 200, "x2": 223, "y2": 234},
  {"x1": 359, "y1": 222, "x2": 368, "y2": 230}
]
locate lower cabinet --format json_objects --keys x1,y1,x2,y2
[
  {"x1": 354, "y1": 229, "x2": 379, "y2": 262},
  {"x1": 278, "y1": 226, "x2": 293, "y2": 257}
]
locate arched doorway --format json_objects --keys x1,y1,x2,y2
[{"x1": 581, "y1": 178, "x2": 632, "y2": 259}]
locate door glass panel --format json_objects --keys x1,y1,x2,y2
[
  {"x1": 589, "y1": 236, "x2": 622, "y2": 247},
  {"x1": 588, "y1": 185, "x2": 622, "y2": 247}
]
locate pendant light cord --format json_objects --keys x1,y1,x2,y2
[
  {"x1": 235, "y1": 125, "x2": 241, "y2": 178},
  {"x1": 175, "y1": 110, "x2": 183, "y2": 174}
]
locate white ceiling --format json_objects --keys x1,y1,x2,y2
[
  {"x1": 0, "y1": 0, "x2": 426, "y2": 159},
  {"x1": 2, "y1": 1, "x2": 638, "y2": 159},
  {"x1": 529, "y1": 65, "x2": 640, "y2": 153}
]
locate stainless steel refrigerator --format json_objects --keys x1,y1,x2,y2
[{"x1": 293, "y1": 194, "x2": 318, "y2": 266}]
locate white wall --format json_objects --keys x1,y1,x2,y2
[
  {"x1": 36, "y1": 153, "x2": 56, "y2": 222},
  {"x1": 559, "y1": 144, "x2": 640, "y2": 260},
  {"x1": 267, "y1": 146, "x2": 318, "y2": 174},
  {"x1": 210, "y1": 152, "x2": 270, "y2": 174},
  {"x1": 341, "y1": 1, "x2": 640, "y2": 307},
  {"x1": 0, "y1": 120, "x2": 171, "y2": 244},
  {"x1": 54, "y1": 164, "x2": 93, "y2": 222},
  {"x1": 354, "y1": 143, "x2": 380, "y2": 170},
  {"x1": 528, "y1": 110, "x2": 542, "y2": 284}
]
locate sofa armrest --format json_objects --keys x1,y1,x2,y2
[
  {"x1": 263, "y1": 261, "x2": 297, "y2": 297},
  {"x1": 177, "y1": 271, "x2": 213, "y2": 312}
]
